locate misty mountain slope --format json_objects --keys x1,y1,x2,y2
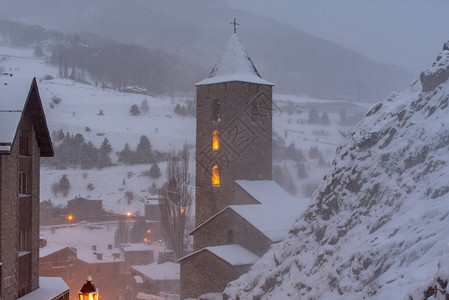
[
  {"x1": 0, "y1": 0, "x2": 412, "y2": 101},
  {"x1": 224, "y1": 44, "x2": 449, "y2": 299}
]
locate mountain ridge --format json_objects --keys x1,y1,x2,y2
[
  {"x1": 0, "y1": 0, "x2": 412, "y2": 101},
  {"x1": 224, "y1": 42, "x2": 449, "y2": 299}
]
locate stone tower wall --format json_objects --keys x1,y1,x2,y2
[{"x1": 195, "y1": 81, "x2": 273, "y2": 226}]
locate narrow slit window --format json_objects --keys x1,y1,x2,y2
[
  {"x1": 212, "y1": 99, "x2": 221, "y2": 122},
  {"x1": 212, "y1": 130, "x2": 219, "y2": 151},
  {"x1": 212, "y1": 165, "x2": 220, "y2": 187}
]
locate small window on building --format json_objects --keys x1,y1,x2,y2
[
  {"x1": 226, "y1": 230, "x2": 234, "y2": 244},
  {"x1": 212, "y1": 130, "x2": 219, "y2": 151},
  {"x1": 19, "y1": 172, "x2": 29, "y2": 195},
  {"x1": 212, "y1": 165, "x2": 220, "y2": 187},
  {"x1": 212, "y1": 99, "x2": 221, "y2": 122},
  {"x1": 19, "y1": 130, "x2": 30, "y2": 156},
  {"x1": 19, "y1": 229, "x2": 29, "y2": 252}
]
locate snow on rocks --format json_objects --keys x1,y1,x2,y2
[{"x1": 224, "y1": 42, "x2": 449, "y2": 299}]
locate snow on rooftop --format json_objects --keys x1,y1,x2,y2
[
  {"x1": 122, "y1": 243, "x2": 153, "y2": 252},
  {"x1": 235, "y1": 180, "x2": 296, "y2": 205},
  {"x1": 230, "y1": 197, "x2": 310, "y2": 242},
  {"x1": 19, "y1": 277, "x2": 68, "y2": 300},
  {"x1": 39, "y1": 242, "x2": 70, "y2": 258},
  {"x1": 0, "y1": 75, "x2": 34, "y2": 153},
  {"x1": 132, "y1": 262, "x2": 180, "y2": 281},
  {"x1": 181, "y1": 244, "x2": 259, "y2": 266},
  {"x1": 196, "y1": 33, "x2": 273, "y2": 86},
  {"x1": 206, "y1": 245, "x2": 259, "y2": 266}
]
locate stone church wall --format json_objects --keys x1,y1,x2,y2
[
  {"x1": 180, "y1": 250, "x2": 251, "y2": 299},
  {"x1": 193, "y1": 208, "x2": 271, "y2": 256},
  {"x1": 195, "y1": 81, "x2": 273, "y2": 226}
]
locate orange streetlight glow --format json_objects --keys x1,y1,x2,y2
[
  {"x1": 147, "y1": 229, "x2": 151, "y2": 234},
  {"x1": 68, "y1": 215, "x2": 73, "y2": 221},
  {"x1": 144, "y1": 238, "x2": 148, "y2": 242},
  {"x1": 126, "y1": 212, "x2": 132, "y2": 217},
  {"x1": 180, "y1": 208, "x2": 185, "y2": 214}
]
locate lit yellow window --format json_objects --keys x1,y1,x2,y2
[
  {"x1": 213, "y1": 130, "x2": 219, "y2": 151},
  {"x1": 212, "y1": 165, "x2": 220, "y2": 187}
]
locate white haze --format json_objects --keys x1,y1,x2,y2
[{"x1": 228, "y1": 0, "x2": 449, "y2": 74}]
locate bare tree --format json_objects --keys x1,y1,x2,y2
[{"x1": 159, "y1": 144, "x2": 193, "y2": 258}]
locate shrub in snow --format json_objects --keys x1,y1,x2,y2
[
  {"x1": 49, "y1": 102, "x2": 54, "y2": 109},
  {"x1": 52, "y1": 96, "x2": 62, "y2": 105},
  {"x1": 130, "y1": 104, "x2": 140, "y2": 116},
  {"x1": 86, "y1": 183, "x2": 94, "y2": 191},
  {"x1": 125, "y1": 190, "x2": 134, "y2": 204},
  {"x1": 43, "y1": 74, "x2": 53, "y2": 80},
  {"x1": 51, "y1": 174, "x2": 71, "y2": 197},
  {"x1": 140, "y1": 99, "x2": 149, "y2": 114}
]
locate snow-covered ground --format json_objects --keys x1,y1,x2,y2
[{"x1": 0, "y1": 45, "x2": 363, "y2": 216}]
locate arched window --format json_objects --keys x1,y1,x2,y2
[
  {"x1": 212, "y1": 130, "x2": 219, "y2": 151},
  {"x1": 226, "y1": 230, "x2": 234, "y2": 244},
  {"x1": 212, "y1": 165, "x2": 220, "y2": 187},
  {"x1": 212, "y1": 99, "x2": 221, "y2": 122}
]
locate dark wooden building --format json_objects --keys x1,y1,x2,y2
[{"x1": 67, "y1": 197, "x2": 103, "y2": 222}]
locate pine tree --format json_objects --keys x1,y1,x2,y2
[
  {"x1": 58, "y1": 174, "x2": 71, "y2": 197},
  {"x1": 321, "y1": 112, "x2": 330, "y2": 125},
  {"x1": 136, "y1": 135, "x2": 153, "y2": 163},
  {"x1": 149, "y1": 162, "x2": 161, "y2": 179},
  {"x1": 297, "y1": 163, "x2": 308, "y2": 179},
  {"x1": 308, "y1": 108, "x2": 320, "y2": 124},
  {"x1": 100, "y1": 138, "x2": 112, "y2": 154}
]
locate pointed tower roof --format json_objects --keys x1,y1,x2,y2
[{"x1": 196, "y1": 33, "x2": 273, "y2": 86}]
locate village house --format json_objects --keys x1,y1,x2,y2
[
  {"x1": 67, "y1": 197, "x2": 103, "y2": 223},
  {"x1": 0, "y1": 74, "x2": 69, "y2": 299},
  {"x1": 179, "y1": 32, "x2": 309, "y2": 299}
]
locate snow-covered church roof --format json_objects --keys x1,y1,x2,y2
[
  {"x1": 196, "y1": 33, "x2": 273, "y2": 86},
  {"x1": 191, "y1": 180, "x2": 311, "y2": 242}
]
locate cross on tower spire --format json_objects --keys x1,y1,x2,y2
[{"x1": 230, "y1": 18, "x2": 239, "y2": 34}]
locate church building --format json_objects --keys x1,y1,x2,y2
[{"x1": 179, "y1": 28, "x2": 309, "y2": 299}]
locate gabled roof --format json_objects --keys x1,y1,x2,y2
[
  {"x1": 235, "y1": 180, "x2": 297, "y2": 205},
  {"x1": 0, "y1": 74, "x2": 53, "y2": 156},
  {"x1": 196, "y1": 33, "x2": 273, "y2": 86},
  {"x1": 191, "y1": 180, "x2": 311, "y2": 242},
  {"x1": 179, "y1": 244, "x2": 259, "y2": 266},
  {"x1": 132, "y1": 262, "x2": 180, "y2": 281}
]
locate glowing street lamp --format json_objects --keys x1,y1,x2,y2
[
  {"x1": 147, "y1": 229, "x2": 151, "y2": 234},
  {"x1": 78, "y1": 276, "x2": 99, "y2": 300},
  {"x1": 126, "y1": 211, "x2": 132, "y2": 217}
]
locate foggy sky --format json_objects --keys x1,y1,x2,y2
[{"x1": 228, "y1": 0, "x2": 449, "y2": 75}]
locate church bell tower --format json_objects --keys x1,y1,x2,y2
[{"x1": 195, "y1": 30, "x2": 274, "y2": 226}]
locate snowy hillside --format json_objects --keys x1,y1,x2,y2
[
  {"x1": 224, "y1": 44, "x2": 449, "y2": 299},
  {"x1": 0, "y1": 45, "x2": 364, "y2": 216}
]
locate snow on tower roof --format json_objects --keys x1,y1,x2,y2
[{"x1": 196, "y1": 33, "x2": 273, "y2": 86}]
